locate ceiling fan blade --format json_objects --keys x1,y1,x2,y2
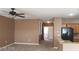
[
  {"x1": 16, "y1": 14, "x2": 25, "y2": 18},
  {"x1": 16, "y1": 13, "x2": 24, "y2": 15},
  {"x1": 18, "y1": 15, "x2": 25, "y2": 18},
  {"x1": 15, "y1": 13, "x2": 25, "y2": 18}
]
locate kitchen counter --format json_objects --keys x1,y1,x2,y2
[
  {"x1": 58, "y1": 33, "x2": 79, "y2": 51},
  {"x1": 59, "y1": 40, "x2": 79, "y2": 51}
]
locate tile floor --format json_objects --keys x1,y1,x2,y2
[{"x1": 0, "y1": 40, "x2": 60, "y2": 51}]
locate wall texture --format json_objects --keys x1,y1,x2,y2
[
  {"x1": 15, "y1": 20, "x2": 40, "y2": 45},
  {"x1": 53, "y1": 17, "x2": 62, "y2": 47},
  {"x1": 0, "y1": 16, "x2": 15, "y2": 47},
  {"x1": 0, "y1": 15, "x2": 63, "y2": 48}
]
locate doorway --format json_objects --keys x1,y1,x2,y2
[
  {"x1": 40, "y1": 22, "x2": 54, "y2": 47},
  {"x1": 44, "y1": 26, "x2": 53, "y2": 42}
]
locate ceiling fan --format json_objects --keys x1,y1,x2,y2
[
  {"x1": 2, "y1": 8, "x2": 25, "y2": 18},
  {"x1": 9, "y1": 8, "x2": 25, "y2": 18}
]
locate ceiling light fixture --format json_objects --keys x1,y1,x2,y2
[
  {"x1": 47, "y1": 21, "x2": 50, "y2": 23},
  {"x1": 68, "y1": 13, "x2": 74, "y2": 16}
]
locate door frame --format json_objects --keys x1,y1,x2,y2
[{"x1": 42, "y1": 23, "x2": 54, "y2": 41}]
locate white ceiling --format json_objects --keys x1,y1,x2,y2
[{"x1": 0, "y1": 8, "x2": 79, "y2": 20}]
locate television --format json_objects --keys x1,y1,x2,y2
[{"x1": 61, "y1": 27, "x2": 73, "y2": 42}]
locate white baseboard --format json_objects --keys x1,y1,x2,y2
[
  {"x1": 14, "y1": 42, "x2": 39, "y2": 45},
  {"x1": 0, "y1": 43, "x2": 14, "y2": 50}
]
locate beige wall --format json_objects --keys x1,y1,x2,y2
[
  {"x1": 53, "y1": 17, "x2": 62, "y2": 47},
  {"x1": 0, "y1": 15, "x2": 63, "y2": 48},
  {"x1": 0, "y1": 16, "x2": 15, "y2": 47},
  {"x1": 15, "y1": 20, "x2": 40, "y2": 44}
]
